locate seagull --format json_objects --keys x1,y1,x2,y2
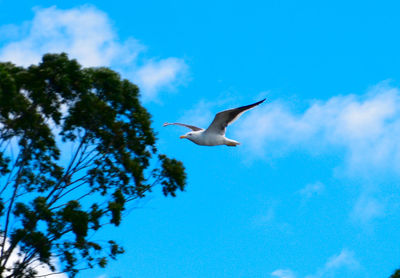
[{"x1": 163, "y1": 98, "x2": 266, "y2": 146}]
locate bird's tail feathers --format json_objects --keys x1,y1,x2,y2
[{"x1": 226, "y1": 140, "x2": 240, "y2": 147}]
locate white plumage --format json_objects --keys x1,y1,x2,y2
[{"x1": 164, "y1": 99, "x2": 266, "y2": 147}]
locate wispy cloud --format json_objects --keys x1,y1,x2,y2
[
  {"x1": 133, "y1": 58, "x2": 188, "y2": 101},
  {"x1": 252, "y1": 204, "x2": 276, "y2": 226},
  {"x1": 177, "y1": 100, "x2": 218, "y2": 128},
  {"x1": 306, "y1": 249, "x2": 360, "y2": 278},
  {"x1": 271, "y1": 249, "x2": 359, "y2": 278},
  {"x1": 324, "y1": 249, "x2": 359, "y2": 270},
  {"x1": 0, "y1": 6, "x2": 136, "y2": 67},
  {"x1": 229, "y1": 83, "x2": 400, "y2": 223},
  {"x1": 251, "y1": 201, "x2": 293, "y2": 234},
  {"x1": 351, "y1": 194, "x2": 385, "y2": 224},
  {"x1": 271, "y1": 269, "x2": 297, "y2": 278},
  {"x1": 234, "y1": 83, "x2": 400, "y2": 175},
  {"x1": 0, "y1": 5, "x2": 188, "y2": 101},
  {"x1": 298, "y1": 181, "x2": 325, "y2": 199},
  {"x1": 179, "y1": 84, "x2": 400, "y2": 224}
]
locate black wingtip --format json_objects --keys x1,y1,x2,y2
[
  {"x1": 253, "y1": 98, "x2": 267, "y2": 106},
  {"x1": 235, "y1": 98, "x2": 267, "y2": 113}
]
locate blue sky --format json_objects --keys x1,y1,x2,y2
[{"x1": 1, "y1": 1, "x2": 400, "y2": 277}]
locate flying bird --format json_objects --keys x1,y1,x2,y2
[{"x1": 163, "y1": 98, "x2": 266, "y2": 146}]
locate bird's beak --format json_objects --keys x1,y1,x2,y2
[{"x1": 180, "y1": 135, "x2": 187, "y2": 139}]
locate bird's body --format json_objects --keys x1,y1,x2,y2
[
  {"x1": 164, "y1": 99, "x2": 265, "y2": 147},
  {"x1": 182, "y1": 130, "x2": 240, "y2": 146}
]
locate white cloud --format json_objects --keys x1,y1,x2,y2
[
  {"x1": 306, "y1": 249, "x2": 359, "y2": 278},
  {"x1": 228, "y1": 84, "x2": 400, "y2": 224},
  {"x1": 272, "y1": 249, "x2": 359, "y2": 278},
  {"x1": 0, "y1": 6, "x2": 132, "y2": 67},
  {"x1": 299, "y1": 181, "x2": 325, "y2": 199},
  {"x1": 3, "y1": 238, "x2": 67, "y2": 278},
  {"x1": 351, "y1": 194, "x2": 385, "y2": 224},
  {"x1": 134, "y1": 58, "x2": 188, "y2": 101},
  {"x1": 0, "y1": 5, "x2": 188, "y2": 101},
  {"x1": 271, "y1": 269, "x2": 297, "y2": 278},
  {"x1": 253, "y1": 205, "x2": 275, "y2": 226},
  {"x1": 180, "y1": 84, "x2": 400, "y2": 224},
  {"x1": 178, "y1": 100, "x2": 218, "y2": 128},
  {"x1": 324, "y1": 249, "x2": 359, "y2": 270},
  {"x1": 233, "y1": 83, "x2": 400, "y2": 176},
  {"x1": 251, "y1": 201, "x2": 293, "y2": 234}
]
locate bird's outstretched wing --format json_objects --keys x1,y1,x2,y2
[
  {"x1": 163, "y1": 122, "x2": 204, "y2": 131},
  {"x1": 205, "y1": 98, "x2": 266, "y2": 135}
]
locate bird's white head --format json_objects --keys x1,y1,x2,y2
[
  {"x1": 179, "y1": 131, "x2": 201, "y2": 143},
  {"x1": 180, "y1": 131, "x2": 193, "y2": 140}
]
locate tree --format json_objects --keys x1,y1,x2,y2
[
  {"x1": 0, "y1": 53, "x2": 186, "y2": 277},
  {"x1": 390, "y1": 269, "x2": 400, "y2": 278}
]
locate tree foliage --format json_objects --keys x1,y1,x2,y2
[
  {"x1": 0, "y1": 53, "x2": 186, "y2": 277},
  {"x1": 390, "y1": 269, "x2": 400, "y2": 278}
]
